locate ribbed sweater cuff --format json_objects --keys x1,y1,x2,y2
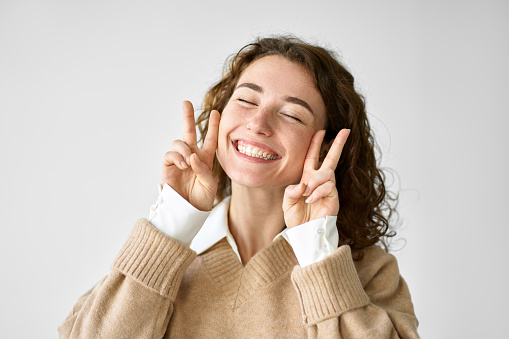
[
  {"x1": 112, "y1": 219, "x2": 197, "y2": 300},
  {"x1": 291, "y1": 245, "x2": 370, "y2": 325}
]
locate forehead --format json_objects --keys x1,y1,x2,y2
[
  {"x1": 237, "y1": 55, "x2": 326, "y2": 124},
  {"x1": 239, "y1": 55, "x2": 316, "y2": 94}
]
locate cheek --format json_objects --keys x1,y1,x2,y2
[
  {"x1": 216, "y1": 126, "x2": 228, "y2": 159},
  {"x1": 282, "y1": 135, "x2": 313, "y2": 176},
  {"x1": 293, "y1": 131, "x2": 316, "y2": 156},
  {"x1": 216, "y1": 114, "x2": 234, "y2": 162}
]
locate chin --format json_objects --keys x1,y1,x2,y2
[
  {"x1": 228, "y1": 171, "x2": 274, "y2": 188},
  {"x1": 228, "y1": 169, "x2": 300, "y2": 191}
]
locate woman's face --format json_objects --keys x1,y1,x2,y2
[{"x1": 216, "y1": 55, "x2": 327, "y2": 189}]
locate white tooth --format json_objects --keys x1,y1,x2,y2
[{"x1": 238, "y1": 142, "x2": 277, "y2": 160}]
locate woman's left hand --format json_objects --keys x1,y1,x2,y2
[{"x1": 283, "y1": 129, "x2": 350, "y2": 228}]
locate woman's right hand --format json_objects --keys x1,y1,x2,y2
[{"x1": 162, "y1": 101, "x2": 220, "y2": 211}]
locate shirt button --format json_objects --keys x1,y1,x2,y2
[{"x1": 317, "y1": 228, "x2": 324, "y2": 235}]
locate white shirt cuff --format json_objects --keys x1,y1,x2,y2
[
  {"x1": 148, "y1": 184, "x2": 210, "y2": 246},
  {"x1": 283, "y1": 216, "x2": 339, "y2": 267}
]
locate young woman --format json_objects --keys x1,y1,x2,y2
[{"x1": 59, "y1": 36, "x2": 419, "y2": 338}]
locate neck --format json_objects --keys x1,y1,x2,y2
[{"x1": 228, "y1": 183, "x2": 286, "y2": 265}]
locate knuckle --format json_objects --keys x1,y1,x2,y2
[
  {"x1": 205, "y1": 135, "x2": 217, "y2": 144},
  {"x1": 314, "y1": 170, "x2": 329, "y2": 182},
  {"x1": 323, "y1": 168, "x2": 334, "y2": 177},
  {"x1": 321, "y1": 182, "x2": 332, "y2": 191},
  {"x1": 307, "y1": 176, "x2": 319, "y2": 187},
  {"x1": 171, "y1": 139, "x2": 182, "y2": 149},
  {"x1": 173, "y1": 140, "x2": 193, "y2": 154}
]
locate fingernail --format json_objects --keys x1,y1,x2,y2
[
  {"x1": 303, "y1": 186, "x2": 311, "y2": 197},
  {"x1": 305, "y1": 196, "x2": 313, "y2": 204},
  {"x1": 181, "y1": 161, "x2": 188, "y2": 169},
  {"x1": 186, "y1": 156, "x2": 191, "y2": 165}
]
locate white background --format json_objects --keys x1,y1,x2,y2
[{"x1": 1, "y1": 0, "x2": 508, "y2": 337}]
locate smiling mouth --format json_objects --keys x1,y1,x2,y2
[{"x1": 234, "y1": 140, "x2": 279, "y2": 160}]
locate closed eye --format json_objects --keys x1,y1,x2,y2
[
  {"x1": 283, "y1": 113, "x2": 302, "y2": 123},
  {"x1": 238, "y1": 98, "x2": 256, "y2": 105}
]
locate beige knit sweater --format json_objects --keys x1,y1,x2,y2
[{"x1": 59, "y1": 219, "x2": 419, "y2": 338}]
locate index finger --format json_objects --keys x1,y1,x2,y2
[
  {"x1": 321, "y1": 129, "x2": 350, "y2": 171},
  {"x1": 303, "y1": 130, "x2": 326, "y2": 172},
  {"x1": 182, "y1": 101, "x2": 198, "y2": 146}
]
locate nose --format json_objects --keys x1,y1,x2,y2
[{"x1": 246, "y1": 108, "x2": 273, "y2": 136}]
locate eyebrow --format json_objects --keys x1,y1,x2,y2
[{"x1": 236, "y1": 82, "x2": 314, "y2": 115}]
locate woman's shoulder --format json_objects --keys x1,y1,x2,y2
[{"x1": 352, "y1": 244, "x2": 403, "y2": 287}]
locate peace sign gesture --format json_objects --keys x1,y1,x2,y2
[
  {"x1": 162, "y1": 101, "x2": 220, "y2": 211},
  {"x1": 282, "y1": 129, "x2": 350, "y2": 228}
]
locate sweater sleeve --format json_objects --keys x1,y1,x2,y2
[
  {"x1": 291, "y1": 245, "x2": 419, "y2": 338},
  {"x1": 58, "y1": 219, "x2": 197, "y2": 339}
]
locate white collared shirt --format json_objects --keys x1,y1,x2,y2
[{"x1": 149, "y1": 184, "x2": 339, "y2": 267}]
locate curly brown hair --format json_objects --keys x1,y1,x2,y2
[{"x1": 196, "y1": 36, "x2": 397, "y2": 256}]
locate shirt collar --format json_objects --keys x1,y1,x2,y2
[
  {"x1": 190, "y1": 196, "x2": 235, "y2": 256},
  {"x1": 189, "y1": 196, "x2": 289, "y2": 261}
]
